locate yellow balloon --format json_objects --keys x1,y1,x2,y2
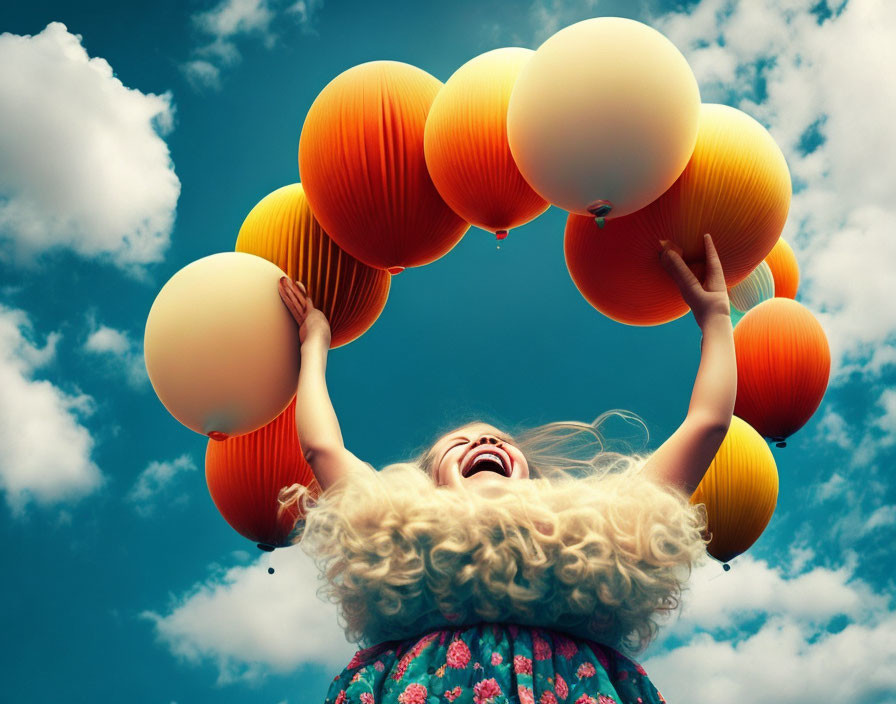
[
  {"x1": 507, "y1": 17, "x2": 700, "y2": 218},
  {"x1": 144, "y1": 252, "x2": 299, "y2": 440},
  {"x1": 690, "y1": 416, "x2": 779, "y2": 563}
]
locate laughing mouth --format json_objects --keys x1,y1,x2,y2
[{"x1": 462, "y1": 450, "x2": 510, "y2": 478}]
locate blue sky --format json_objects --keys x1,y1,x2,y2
[{"x1": 1, "y1": 0, "x2": 895, "y2": 702}]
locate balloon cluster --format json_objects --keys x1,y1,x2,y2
[{"x1": 143, "y1": 18, "x2": 830, "y2": 562}]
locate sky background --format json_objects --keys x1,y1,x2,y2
[{"x1": 1, "y1": 0, "x2": 895, "y2": 702}]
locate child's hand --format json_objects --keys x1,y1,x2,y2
[
  {"x1": 660, "y1": 233, "x2": 730, "y2": 329},
  {"x1": 278, "y1": 277, "x2": 331, "y2": 348}
]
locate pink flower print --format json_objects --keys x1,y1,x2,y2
[
  {"x1": 540, "y1": 693, "x2": 558, "y2": 704},
  {"x1": 533, "y1": 635, "x2": 552, "y2": 661},
  {"x1": 473, "y1": 678, "x2": 502, "y2": 703},
  {"x1": 513, "y1": 655, "x2": 533, "y2": 675},
  {"x1": 556, "y1": 638, "x2": 577, "y2": 660},
  {"x1": 393, "y1": 633, "x2": 439, "y2": 680},
  {"x1": 555, "y1": 674, "x2": 569, "y2": 700},
  {"x1": 397, "y1": 683, "x2": 427, "y2": 704},
  {"x1": 473, "y1": 662, "x2": 482, "y2": 670},
  {"x1": 574, "y1": 697, "x2": 596, "y2": 704},
  {"x1": 446, "y1": 639, "x2": 471, "y2": 668},
  {"x1": 360, "y1": 695, "x2": 375, "y2": 704},
  {"x1": 445, "y1": 686, "x2": 462, "y2": 702},
  {"x1": 491, "y1": 652, "x2": 503, "y2": 666},
  {"x1": 597, "y1": 697, "x2": 617, "y2": 704},
  {"x1": 576, "y1": 662, "x2": 597, "y2": 679},
  {"x1": 347, "y1": 652, "x2": 365, "y2": 669},
  {"x1": 334, "y1": 691, "x2": 347, "y2": 704},
  {"x1": 374, "y1": 660, "x2": 385, "y2": 672},
  {"x1": 350, "y1": 670, "x2": 363, "y2": 683},
  {"x1": 520, "y1": 686, "x2": 535, "y2": 704}
]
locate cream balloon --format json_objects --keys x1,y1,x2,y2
[
  {"x1": 729, "y1": 260, "x2": 776, "y2": 326},
  {"x1": 507, "y1": 17, "x2": 700, "y2": 219},
  {"x1": 144, "y1": 252, "x2": 299, "y2": 440}
]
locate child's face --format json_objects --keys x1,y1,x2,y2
[{"x1": 428, "y1": 422, "x2": 530, "y2": 494}]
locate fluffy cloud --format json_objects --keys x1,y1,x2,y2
[
  {"x1": 0, "y1": 23, "x2": 180, "y2": 270},
  {"x1": 645, "y1": 555, "x2": 896, "y2": 703},
  {"x1": 184, "y1": 0, "x2": 322, "y2": 89},
  {"x1": 83, "y1": 323, "x2": 148, "y2": 390},
  {"x1": 0, "y1": 304, "x2": 102, "y2": 515},
  {"x1": 141, "y1": 547, "x2": 356, "y2": 684},
  {"x1": 126, "y1": 454, "x2": 197, "y2": 518}
]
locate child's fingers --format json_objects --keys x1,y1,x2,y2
[
  {"x1": 661, "y1": 248, "x2": 703, "y2": 300},
  {"x1": 278, "y1": 278, "x2": 308, "y2": 320},
  {"x1": 702, "y1": 234, "x2": 726, "y2": 292}
]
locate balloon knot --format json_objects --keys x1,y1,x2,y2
[
  {"x1": 776, "y1": 441, "x2": 787, "y2": 448},
  {"x1": 208, "y1": 431, "x2": 229, "y2": 442},
  {"x1": 257, "y1": 543, "x2": 276, "y2": 552},
  {"x1": 723, "y1": 563, "x2": 731, "y2": 572},
  {"x1": 587, "y1": 200, "x2": 613, "y2": 218},
  {"x1": 386, "y1": 266, "x2": 405, "y2": 275},
  {"x1": 267, "y1": 567, "x2": 275, "y2": 575},
  {"x1": 595, "y1": 217, "x2": 606, "y2": 229},
  {"x1": 495, "y1": 230, "x2": 508, "y2": 240}
]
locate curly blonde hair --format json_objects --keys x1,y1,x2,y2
[{"x1": 279, "y1": 412, "x2": 708, "y2": 654}]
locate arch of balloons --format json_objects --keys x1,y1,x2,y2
[{"x1": 144, "y1": 19, "x2": 830, "y2": 566}]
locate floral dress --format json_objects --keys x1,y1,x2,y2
[{"x1": 325, "y1": 623, "x2": 665, "y2": 704}]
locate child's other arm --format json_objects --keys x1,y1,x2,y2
[
  {"x1": 279, "y1": 277, "x2": 369, "y2": 492},
  {"x1": 640, "y1": 235, "x2": 737, "y2": 497}
]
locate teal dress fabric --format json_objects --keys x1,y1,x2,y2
[{"x1": 325, "y1": 623, "x2": 666, "y2": 704}]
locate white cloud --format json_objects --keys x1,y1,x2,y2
[
  {"x1": 0, "y1": 304, "x2": 102, "y2": 515},
  {"x1": 83, "y1": 323, "x2": 148, "y2": 390},
  {"x1": 0, "y1": 23, "x2": 179, "y2": 270},
  {"x1": 874, "y1": 388, "x2": 896, "y2": 445},
  {"x1": 646, "y1": 555, "x2": 896, "y2": 703},
  {"x1": 126, "y1": 454, "x2": 197, "y2": 518},
  {"x1": 184, "y1": 0, "x2": 322, "y2": 89},
  {"x1": 141, "y1": 548, "x2": 356, "y2": 684},
  {"x1": 655, "y1": 0, "x2": 896, "y2": 382}
]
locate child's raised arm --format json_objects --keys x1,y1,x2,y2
[
  {"x1": 640, "y1": 234, "x2": 737, "y2": 498},
  {"x1": 278, "y1": 277, "x2": 369, "y2": 492}
]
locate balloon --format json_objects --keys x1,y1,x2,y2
[
  {"x1": 765, "y1": 237, "x2": 800, "y2": 299},
  {"x1": 236, "y1": 184, "x2": 390, "y2": 348},
  {"x1": 729, "y1": 260, "x2": 775, "y2": 326},
  {"x1": 299, "y1": 61, "x2": 470, "y2": 273},
  {"x1": 734, "y1": 298, "x2": 830, "y2": 445},
  {"x1": 564, "y1": 104, "x2": 791, "y2": 326},
  {"x1": 507, "y1": 17, "x2": 700, "y2": 219},
  {"x1": 206, "y1": 398, "x2": 318, "y2": 549},
  {"x1": 564, "y1": 212, "x2": 688, "y2": 326},
  {"x1": 690, "y1": 416, "x2": 779, "y2": 564},
  {"x1": 424, "y1": 48, "x2": 549, "y2": 239},
  {"x1": 144, "y1": 252, "x2": 299, "y2": 440}
]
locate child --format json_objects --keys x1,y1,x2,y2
[{"x1": 277, "y1": 234, "x2": 735, "y2": 704}]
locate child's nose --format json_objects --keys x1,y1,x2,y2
[{"x1": 474, "y1": 435, "x2": 502, "y2": 447}]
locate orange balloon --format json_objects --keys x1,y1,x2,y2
[
  {"x1": 205, "y1": 398, "x2": 318, "y2": 549},
  {"x1": 299, "y1": 61, "x2": 470, "y2": 273},
  {"x1": 691, "y1": 416, "x2": 779, "y2": 564},
  {"x1": 424, "y1": 48, "x2": 549, "y2": 239},
  {"x1": 236, "y1": 184, "x2": 390, "y2": 348},
  {"x1": 734, "y1": 298, "x2": 830, "y2": 444},
  {"x1": 764, "y1": 237, "x2": 800, "y2": 299},
  {"x1": 565, "y1": 104, "x2": 791, "y2": 326},
  {"x1": 564, "y1": 212, "x2": 689, "y2": 325}
]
